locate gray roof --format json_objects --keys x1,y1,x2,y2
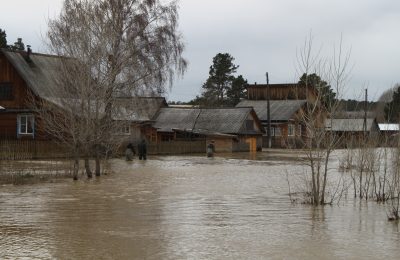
[
  {"x1": 153, "y1": 107, "x2": 263, "y2": 135},
  {"x1": 378, "y1": 123, "x2": 399, "y2": 132},
  {"x1": 325, "y1": 118, "x2": 377, "y2": 132},
  {"x1": 236, "y1": 100, "x2": 307, "y2": 121},
  {"x1": 112, "y1": 97, "x2": 166, "y2": 122},
  {"x1": 2, "y1": 50, "x2": 62, "y2": 98}
]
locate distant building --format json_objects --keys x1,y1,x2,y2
[
  {"x1": 378, "y1": 123, "x2": 400, "y2": 145},
  {"x1": 151, "y1": 107, "x2": 265, "y2": 152},
  {"x1": 236, "y1": 100, "x2": 307, "y2": 148},
  {"x1": 236, "y1": 83, "x2": 324, "y2": 148},
  {"x1": 112, "y1": 97, "x2": 167, "y2": 142},
  {"x1": 325, "y1": 118, "x2": 380, "y2": 147}
]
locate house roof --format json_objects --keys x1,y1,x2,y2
[
  {"x1": 325, "y1": 118, "x2": 377, "y2": 132},
  {"x1": 332, "y1": 111, "x2": 376, "y2": 119},
  {"x1": 1, "y1": 49, "x2": 63, "y2": 98},
  {"x1": 236, "y1": 100, "x2": 307, "y2": 121},
  {"x1": 153, "y1": 107, "x2": 264, "y2": 135},
  {"x1": 112, "y1": 97, "x2": 167, "y2": 122},
  {"x1": 379, "y1": 123, "x2": 399, "y2": 132}
]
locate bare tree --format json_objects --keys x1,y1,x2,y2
[
  {"x1": 293, "y1": 34, "x2": 351, "y2": 205},
  {"x1": 32, "y1": 0, "x2": 186, "y2": 179}
]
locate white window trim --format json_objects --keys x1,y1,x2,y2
[
  {"x1": 288, "y1": 124, "x2": 295, "y2": 137},
  {"x1": 274, "y1": 127, "x2": 282, "y2": 137},
  {"x1": 18, "y1": 114, "x2": 35, "y2": 135},
  {"x1": 117, "y1": 125, "x2": 131, "y2": 135}
]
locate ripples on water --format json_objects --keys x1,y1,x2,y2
[{"x1": 1, "y1": 153, "x2": 400, "y2": 259}]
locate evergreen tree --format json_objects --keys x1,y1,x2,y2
[
  {"x1": 0, "y1": 28, "x2": 7, "y2": 48},
  {"x1": 11, "y1": 38, "x2": 25, "y2": 51},
  {"x1": 298, "y1": 73, "x2": 336, "y2": 108},
  {"x1": 199, "y1": 53, "x2": 247, "y2": 107},
  {"x1": 384, "y1": 85, "x2": 400, "y2": 122},
  {"x1": 226, "y1": 75, "x2": 248, "y2": 106},
  {"x1": 201, "y1": 53, "x2": 239, "y2": 107}
]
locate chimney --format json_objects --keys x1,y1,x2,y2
[
  {"x1": 254, "y1": 82, "x2": 257, "y2": 85},
  {"x1": 26, "y1": 45, "x2": 32, "y2": 63},
  {"x1": 27, "y1": 45, "x2": 31, "y2": 57}
]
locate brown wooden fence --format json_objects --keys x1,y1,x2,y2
[
  {"x1": 1, "y1": 140, "x2": 206, "y2": 160},
  {"x1": 0, "y1": 140, "x2": 68, "y2": 160}
]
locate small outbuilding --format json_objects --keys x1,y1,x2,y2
[
  {"x1": 151, "y1": 107, "x2": 265, "y2": 152},
  {"x1": 325, "y1": 118, "x2": 380, "y2": 147}
]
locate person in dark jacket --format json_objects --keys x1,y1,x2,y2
[
  {"x1": 125, "y1": 143, "x2": 135, "y2": 161},
  {"x1": 138, "y1": 139, "x2": 147, "y2": 160},
  {"x1": 207, "y1": 141, "x2": 215, "y2": 157}
]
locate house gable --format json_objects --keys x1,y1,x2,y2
[{"x1": 0, "y1": 51, "x2": 32, "y2": 109}]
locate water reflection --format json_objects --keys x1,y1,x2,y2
[{"x1": 0, "y1": 154, "x2": 400, "y2": 259}]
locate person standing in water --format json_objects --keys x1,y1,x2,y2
[
  {"x1": 207, "y1": 140, "x2": 215, "y2": 157},
  {"x1": 125, "y1": 143, "x2": 135, "y2": 161},
  {"x1": 138, "y1": 139, "x2": 147, "y2": 160}
]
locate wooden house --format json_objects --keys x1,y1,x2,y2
[
  {"x1": 237, "y1": 83, "x2": 325, "y2": 148},
  {"x1": 151, "y1": 107, "x2": 265, "y2": 152},
  {"x1": 378, "y1": 123, "x2": 399, "y2": 146},
  {"x1": 237, "y1": 100, "x2": 307, "y2": 148},
  {"x1": 325, "y1": 118, "x2": 380, "y2": 147},
  {"x1": 0, "y1": 48, "x2": 166, "y2": 143},
  {"x1": 112, "y1": 96, "x2": 167, "y2": 142},
  {"x1": 0, "y1": 48, "x2": 61, "y2": 140}
]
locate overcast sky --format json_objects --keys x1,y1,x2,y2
[{"x1": 1, "y1": 0, "x2": 399, "y2": 101}]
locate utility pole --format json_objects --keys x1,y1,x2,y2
[
  {"x1": 266, "y1": 72, "x2": 272, "y2": 148},
  {"x1": 363, "y1": 88, "x2": 368, "y2": 138}
]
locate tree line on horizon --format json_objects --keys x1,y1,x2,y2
[
  {"x1": 0, "y1": 28, "x2": 26, "y2": 51},
  {"x1": 169, "y1": 52, "x2": 399, "y2": 123}
]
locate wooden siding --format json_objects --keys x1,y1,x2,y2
[
  {"x1": 247, "y1": 85, "x2": 318, "y2": 103},
  {"x1": 0, "y1": 140, "x2": 68, "y2": 160},
  {"x1": 0, "y1": 52, "x2": 31, "y2": 109},
  {"x1": 148, "y1": 140, "x2": 206, "y2": 155},
  {"x1": 0, "y1": 113, "x2": 17, "y2": 138}
]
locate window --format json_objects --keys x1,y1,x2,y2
[
  {"x1": 0, "y1": 83, "x2": 13, "y2": 100},
  {"x1": 118, "y1": 125, "x2": 131, "y2": 135},
  {"x1": 18, "y1": 114, "x2": 34, "y2": 135},
  {"x1": 273, "y1": 127, "x2": 281, "y2": 136},
  {"x1": 288, "y1": 124, "x2": 295, "y2": 136},
  {"x1": 246, "y1": 120, "x2": 254, "y2": 131},
  {"x1": 298, "y1": 124, "x2": 302, "y2": 137}
]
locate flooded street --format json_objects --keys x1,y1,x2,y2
[{"x1": 1, "y1": 153, "x2": 400, "y2": 259}]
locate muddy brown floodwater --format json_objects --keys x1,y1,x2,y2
[{"x1": 1, "y1": 152, "x2": 400, "y2": 259}]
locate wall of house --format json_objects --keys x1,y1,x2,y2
[
  {"x1": 207, "y1": 137, "x2": 233, "y2": 153},
  {"x1": 0, "y1": 113, "x2": 17, "y2": 138},
  {"x1": 247, "y1": 85, "x2": 317, "y2": 102},
  {"x1": 0, "y1": 52, "x2": 31, "y2": 109},
  {"x1": 263, "y1": 122, "x2": 306, "y2": 148},
  {"x1": 0, "y1": 53, "x2": 49, "y2": 140}
]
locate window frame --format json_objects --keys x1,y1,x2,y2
[
  {"x1": 274, "y1": 127, "x2": 282, "y2": 137},
  {"x1": 17, "y1": 114, "x2": 35, "y2": 136},
  {"x1": 118, "y1": 125, "x2": 131, "y2": 135},
  {"x1": 298, "y1": 124, "x2": 302, "y2": 137},
  {"x1": 288, "y1": 123, "x2": 295, "y2": 137}
]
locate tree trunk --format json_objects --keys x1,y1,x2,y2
[
  {"x1": 321, "y1": 151, "x2": 331, "y2": 204},
  {"x1": 95, "y1": 155, "x2": 101, "y2": 176},
  {"x1": 73, "y1": 158, "x2": 79, "y2": 181},
  {"x1": 85, "y1": 158, "x2": 93, "y2": 178}
]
